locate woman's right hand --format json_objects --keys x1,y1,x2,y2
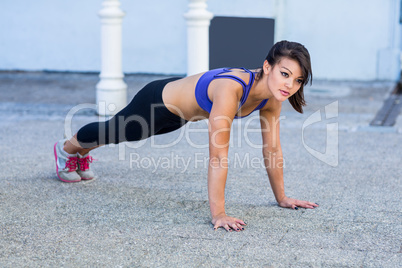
[{"x1": 212, "y1": 213, "x2": 246, "y2": 232}]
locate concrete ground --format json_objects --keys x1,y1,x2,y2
[{"x1": 0, "y1": 71, "x2": 401, "y2": 267}]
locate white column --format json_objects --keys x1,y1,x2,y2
[
  {"x1": 377, "y1": 0, "x2": 401, "y2": 81},
  {"x1": 274, "y1": 0, "x2": 285, "y2": 43},
  {"x1": 184, "y1": 0, "x2": 213, "y2": 76},
  {"x1": 96, "y1": 0, "x2": 127, "y2": 116}
]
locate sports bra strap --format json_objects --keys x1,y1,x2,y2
[
  {"x1": 213, "y1": 75, "x2": 247, "y2": 88},
  {"x1": 215, "y1": 68, "x2": 254, "y2": 107}
]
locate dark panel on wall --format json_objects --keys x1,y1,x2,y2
[
  {"x1": 400, "y1": 0, "x2": 402, "y2": 23},
  {"x1": 209, "y1": 16, "x2": 275, "y2": 69}
]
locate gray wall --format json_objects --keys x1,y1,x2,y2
[{"x1": 0, "y1": 0, "x2": 400, "y2": 81}]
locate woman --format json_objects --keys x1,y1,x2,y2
[{"x1": 54, "y1": 40, "x2": 319, "y2": 232}]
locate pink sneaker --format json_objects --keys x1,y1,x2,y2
[
  {"x1": 77, "y1": 153, "x2": 96, "y2": 180},
  {"x1": 54, "y1": 139, "x2": 81, "y2": 183}
]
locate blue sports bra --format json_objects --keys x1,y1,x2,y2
[{"x1": 195, "y1": 68, "x2": 268, "y2": 119}]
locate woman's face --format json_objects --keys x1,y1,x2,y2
[{"x1": 265, "y1": 57, "x2": 304, "y2": 102}]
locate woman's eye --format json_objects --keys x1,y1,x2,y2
[
  {"x1": 281, "y1": 72, "x2": 289, "y2": 78},
  {"x1": 297, "y1": 79, "x2": 303, "y2": 84}
]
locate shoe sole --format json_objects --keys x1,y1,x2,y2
[{"x1": 53, "y1": 142, "x2": 81, "y2": 183}]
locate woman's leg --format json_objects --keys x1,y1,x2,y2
[
  {"x1": 64, "y1": 77, "x2": 186, "y2": 155},
  {"x1": 55, "y1": 77, "x2": 186, "y2": 182},
  {"x1": 63, "y1": 133, "x2": 100, "y2": 156}
]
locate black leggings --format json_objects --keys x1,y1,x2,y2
[{"x1": 77, "y1": 77, "x2": 188, "y2": 149}]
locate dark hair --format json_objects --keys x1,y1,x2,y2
[{"x1": 257, "y1": 40, "x2": 312, "y2": 113}]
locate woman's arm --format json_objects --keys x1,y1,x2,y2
[
  {"x1": 207, "y1": 80, "x2": 246, "y2": 231},
  {"x1": 259, "y1": 107, "x2": 318, "y2": 209}
]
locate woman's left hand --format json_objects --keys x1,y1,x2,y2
[{"x1": 278, "y1": 196, "x2": 319, "y2": 210}]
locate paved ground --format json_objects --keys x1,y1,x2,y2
[{"x1": 0, "y1": 71, "x2": 401, "y2": 267}]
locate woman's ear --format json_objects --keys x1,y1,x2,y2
[{"x1": 263, "y1": 60, "x2": 271, "y2": 75}]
